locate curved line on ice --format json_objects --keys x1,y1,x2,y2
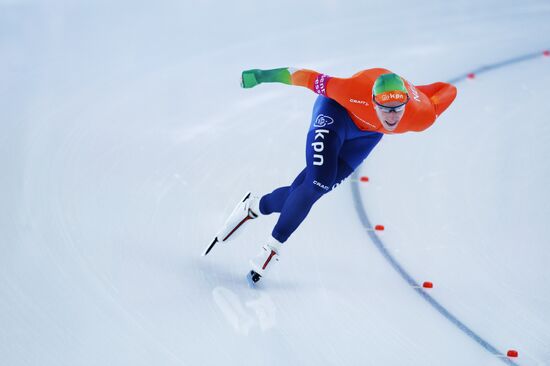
[{"x1": 351, "y1": 49, "x2": 549, "y2": 366}]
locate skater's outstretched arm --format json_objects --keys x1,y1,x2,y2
[{"x1": 241, "y1": 67, "x2": 340, "y2": 97}]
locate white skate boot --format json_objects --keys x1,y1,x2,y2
[
  {"x1": 203, "y1": 192, "x2": 261, "y2": 256},
  {"x1": 247, "y1": 239, "x2": 282, "y2": 285}
]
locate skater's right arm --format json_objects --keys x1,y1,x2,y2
[{"x1": 241, "y1": 67, "x2": 344, "y2": 98}]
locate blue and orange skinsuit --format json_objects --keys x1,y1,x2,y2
[{"x1": 241, "y1": 67, "x2": 457, "y2": 243}]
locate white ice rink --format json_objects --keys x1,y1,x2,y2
[{"x1": 1, "y1": 0, "x2": 550, "y2": 365}]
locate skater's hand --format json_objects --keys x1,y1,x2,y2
[
  {"x1": 241, "y1": 68, "x2": 292, "y2": 89},
  {"x1": 241, "y1": 69, "x2": 261, "y2": 88}
]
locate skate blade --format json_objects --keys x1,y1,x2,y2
[
  {"x1": 221, "y1": 215, "x2": 254, "y2": 242},
  {"x1": 202, "y1": 237, "x2": 219, "y2": 256},
  {"x1": 219, "y1": 191, "x2": 257, "y2": 242}
]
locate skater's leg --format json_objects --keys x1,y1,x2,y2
[
  {"x1": 259, "y1": 95, "x2": 349, "y2": 216},
  {"x1": 338, "y1": 132, "x2": 383, "y2": 171},
  {"x1": 270, "y1": 183, "x2": 324, "y2": 243},
  {"x1": 267, "y1": 95, "x2": 352, "y2": 243},
  {"x1": 255, "y1": 130, "x2": 382, "y2": 216},
  {"x1": 271, "y1": 127, "x2": 343, "y2": 243},
  {"x1": 258, "y1": 168, "x2": 306, "y2": 215}
]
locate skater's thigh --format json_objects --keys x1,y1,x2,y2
[
  {"x1": 289, "y1": 168, "x2": 307, "y2": 191},
  {"x1": 303, "y1": 96, "x2": 349, "y2": 192},
  {"x1": 330, "y1": 159, "x2": 355, "y2": 191},
  {"x1": 339, "y1": 132, "x2": 383, "y2": 171},
  {"x1": 304, "y1": 128, "x2": 343, "y2": 192}
]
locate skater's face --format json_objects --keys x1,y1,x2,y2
[{"x1": 374, "y1": 100, "x2": 406, "y2": 131}]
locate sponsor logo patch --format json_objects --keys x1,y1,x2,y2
[
  {"x1": 314, "y1": 114, "x2": 334, "y2": 128},
  {"x1": 313, "y1": 74, "x2": 332, "y2": 96}
]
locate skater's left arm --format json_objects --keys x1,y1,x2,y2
[
  {"x1": 406, "y1": 82, "x2": 457, "y2": 132},
  {"x1": 416, "y1": 82, "x2": 457, "y2": 116}
]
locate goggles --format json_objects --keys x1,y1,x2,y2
[{"x1": 373, "y1": 95, "x2": 409, "y2": 113}]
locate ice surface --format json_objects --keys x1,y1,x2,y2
[{"x1": 1, "y1": 0, "x2": 549, "y2": 365}]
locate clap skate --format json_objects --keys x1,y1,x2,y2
[{"x1": 202, "y1": 192, "x2": 260, "y2": 256}]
